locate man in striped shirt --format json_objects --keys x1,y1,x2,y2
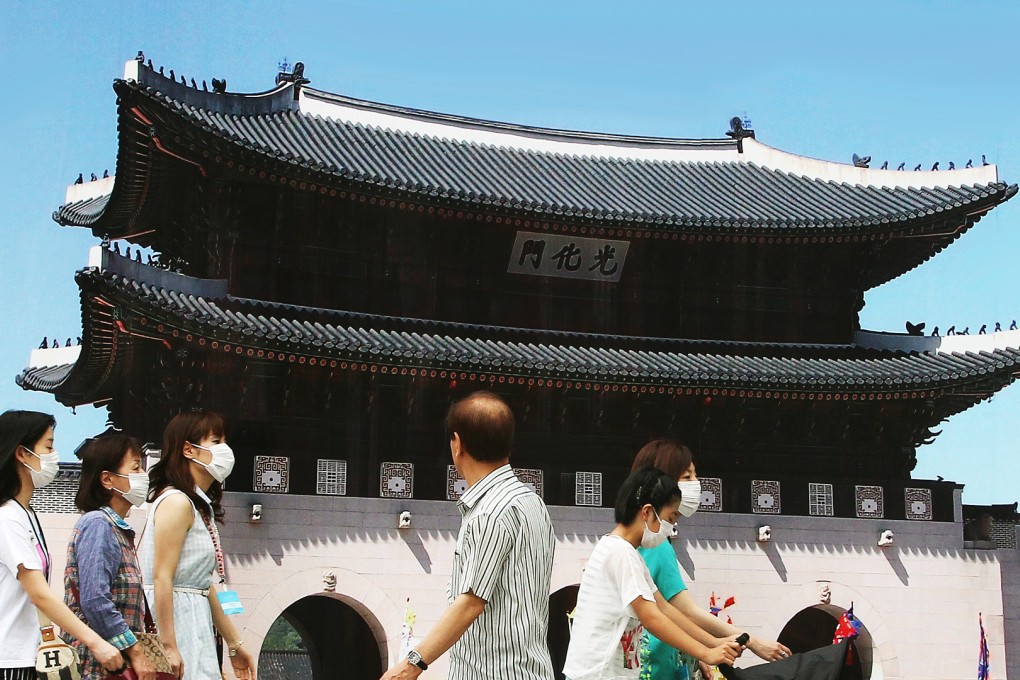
[{"x1": 381, "y1": 391, "x2": 555, "y2": 680}]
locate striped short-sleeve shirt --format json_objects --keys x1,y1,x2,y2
[{"x1": 448, "y1": 464, "x2": 556, "y2": 680}]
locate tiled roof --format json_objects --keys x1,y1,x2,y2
[
  {"x1": 54, "y1": 193, "x2": 111, "y2": 228},
  {"x1": 103, "y1": 78, "x2": 1014, "y2": 232},
  {"x1": 19, "y1": 267, "x2": 1020, "y2": 400}
]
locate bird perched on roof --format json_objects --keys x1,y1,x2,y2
[
  {"x1": 914, "y1": 164, "x2": 922, "y2": 171},
  {"x1": 979, "y1": 324, "x2": 987, "y2": 335},
  {"x1": 905, "y1": 321, "x2": 925, "y2": 336},
  {"x1": 102, "y1": 169, "x2": 109, "y2": 178},
  {"x1": 90, "y1": 173, "x2": 97, "y2": 181},
  {"x1": 212, "y1": 78, "x2": 227, "y2": 94},
  {"x1": 38, "y1": 337, "x2": 47, "y2": 349},
  {"x1": 74, "y1": 173, "x2": 83, "y2": 184},
  {"x1": 948, "y1": 161, "x2": 955, "y2": 170},
  {"x1": 880, "y1": 161, "x2": 888, "y2": 170},
  {"x1": 966, "y1": 159, "x2": 973, "y2": 168},
  {"x1": 947, "y1": 325, "x2": 956, "y2": 335},
  {"x1": 897, "y1": 162, "x2": 906, "y2": 171},
  {"x1": 852, "y1": 154, "x2": 871, "y2": 168},
  {"x1": 932, "y1": 326, "x2": 939, "y2": 337},
  {"x1": 931, "y1": 162, "x2": 939, "y2": 171},
  {"x1": 982, "y1": 154, "x2": 988, "y2": 166}
]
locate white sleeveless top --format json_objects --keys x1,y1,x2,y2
[{"x1": 138, "y1": 487, "x2": 221, "y2": 679}]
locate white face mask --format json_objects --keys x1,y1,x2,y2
[
  {"x1": 188, "y1": 442, "x2": 235, "y2": 483},
  {"x1": 22, "y1": 447, "x2": 59, "y2": 489},
  {"x1": 640, "y1": 508, "x2": 675, "y2": 549},
  {"x1": 110, "y1": 472, "x2": 150, "y2": 508},
  {"x1": 677, "y1": 479, "x2": 702, "y2": 517}
]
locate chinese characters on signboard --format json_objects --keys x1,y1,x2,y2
[{"x1": 506, "y1": 231, "x2": 630, "y2": 282}]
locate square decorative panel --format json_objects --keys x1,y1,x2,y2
[
  {"x1": 513, "y1": 468, "x2": 544, "y2": 498},
  {"x1": 751, "y1": 480, "x2": 781, "y2": 515},
  {"x1": 699, "y1": 477, "x2": 722, "y2": 512},
  {"x1": 253, "y1": 455, "x2": 290, "y2": 494},
  {"x1": 316, "y1": 459, "x2": 347, "y2": 496},
  {"x1": 855, "y1": 485, "x2": 884, "y2": 518},
  {"x1": 809, "y1": 483, "x2": 834, "y2": 517},
  {"x1": 904, "y1": 488, "x2": 932, "y2": 521},
  {"x1": 575, "y1": 472, "x2": 603, "y2": 507},
  {"x1": 380, "y1": 462, "x2": 414, "y2": 499},
  {"x1": 447, "y1": 465, "x2": 469, "y2": 501}
]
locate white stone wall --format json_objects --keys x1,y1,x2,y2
[{"x1": 40, "y1": 495, "x2": 1014, "y2": 680}]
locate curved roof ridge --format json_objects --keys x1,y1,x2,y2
[{"x1": 301, "y1": 86, "x2": 737, "y2": 151}]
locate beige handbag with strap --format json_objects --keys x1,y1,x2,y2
[{"x1": 35, "y1": 616, "x2": 83, "y2": 680}]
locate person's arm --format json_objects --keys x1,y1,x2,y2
[
  {"x1": 380, "y1": 592, "x2": 486, "y2": 680},
  {"x1": 209, "y1": 587, "x2": 255, "y2": 680},
  {"x1": 380, "y1": 513, "x2": 513, "y2": 680},
  {"x1": 75, "y1": 518, "x2": 137, "y2": 649},
  {"x1": 18, "y1": 567, "x2": 124, "y2": 671},
  {"x1": 150, "y1": 494, "x2": 194, "y2": 678},
  {"x1": 668, "y1": 590, "x2": 791, "y2": 661},
  {"x1": 653, "y1": 590, "x2": 723, "y2": 648},
  {"x1": 633, "y1": 597, "x2": 740, "y2": 667}
]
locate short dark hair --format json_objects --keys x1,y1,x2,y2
[
  {"x1": 631, "y1": 438, "x2": 694, "y2": 481},
  {"x1": 614, "y1": 465, "x2": 681, "y2": 524},
  {"x1": 148, "y1": 411, "x2": 227, "y2": 522},
  {"x1": 445, "y1": 391, "x2": 515, "y2": 462},
  {"x1": 0, "y1": 410, "x2": 56, "y2": 506},
  {"x1": 76, "y1": 434, "x2": 143, "y2": 513}
]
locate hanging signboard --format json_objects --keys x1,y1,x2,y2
[{"x1": 506, "y1": 231, "x2": 630, "y2": 282}]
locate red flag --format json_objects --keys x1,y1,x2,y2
[{"x1": 833, "y1": 603, "x2": 862, "y2": 665}]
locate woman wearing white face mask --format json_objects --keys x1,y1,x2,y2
[
  {"x1": 563, "y1": 466, "x2": 741, "y2": 680},
  {"x1": 0, "y1": 410, "x2": 123, "y2": 680},
  {"x1": 138, "y1": 412, "x2": 254, "y2": 680},
  {"x1": 631, "y1": 439, "x2": 791, "y2": 679},
  {"x1": 64, "y1": 434, "x2": 159, "y2": 680}
]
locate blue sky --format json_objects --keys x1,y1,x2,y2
[{"x1": 1, "y1": 1, "x2": 1017, "y2": 503}]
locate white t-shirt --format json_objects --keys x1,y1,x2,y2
[
  {"x1": 563, "y1": 534, "x2": 658, "y2": 680},
  {"x1": 0, "y1": 499, "x2": 48, "y2": 667}
]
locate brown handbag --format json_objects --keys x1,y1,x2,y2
[{"x1": 69, "y1": 581, "x2": 175, "y2": 680}]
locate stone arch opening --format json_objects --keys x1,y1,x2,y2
[
  {"x1": 777, "y1": 604, "x2": 878, "y2": 680},
  {"x1": 548, "y1": 584, "x2": 579, "y2": 680},
  {"x1": 258, "y1": 594, "x2": 385, "y2": 680}
]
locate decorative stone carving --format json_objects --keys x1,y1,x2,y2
[
  {"x1": 904, "y1": 487, "x2": 932, "y2": 521},
  {"x1": 323, "y1": 570, "x2": 336, "y2": 592},
  {"x1": 253, "y1": 455, "x2": 290, "y2": 494},
  {"x1": 513, "y1": 468, "x2": 544, "y2": 498},
  {"x1": 818, "y1": 582, "x2": 831, "y2": 604},
  {"x1": 751, "y1": 480, "x2": 781, "y2": 515},
  {"x1": 699, "y1": 478, "x2": 722, "y2": 512},
  {"x1": 575, "y1": 472, "x2": 603, "y2": 507},
  {"x1": 446, "y1": 465, "x2": 468, "y2": 501},
  {"x1": 381, "y1": 462, "x2": 414, "y2": 499},
  {"x1": 855, "y1": 485, "x2": 884, "y2": 519},
  {"x1": 316, "y1": 459, "x2": 347, "y2": 496},
  {"x1": 809, "y1": 483, "x2": 834, "y2": 517}
]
